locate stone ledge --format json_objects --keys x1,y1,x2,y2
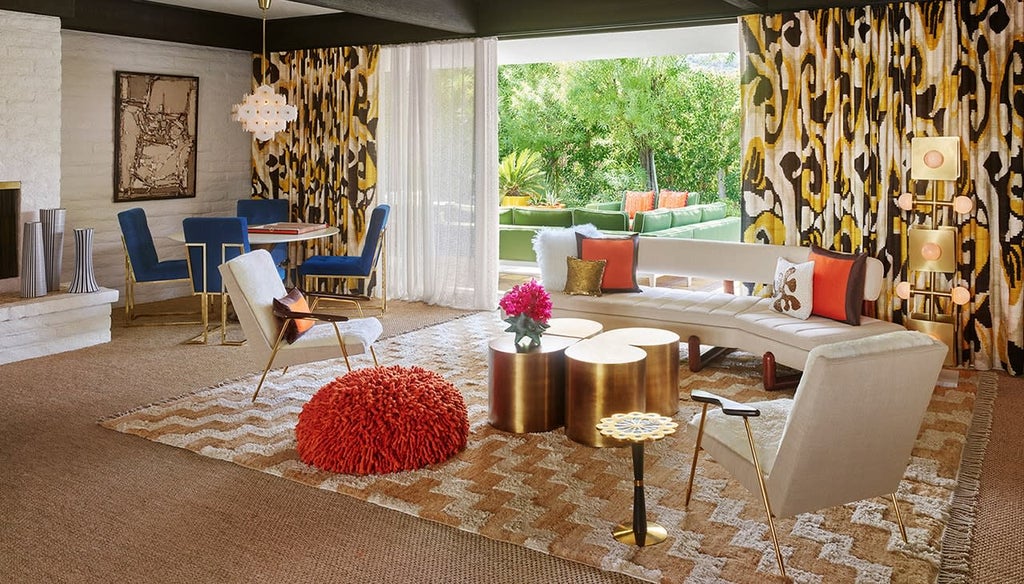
[{"x1": 0, "y1": 287, "x2": 119, "y2": 365}]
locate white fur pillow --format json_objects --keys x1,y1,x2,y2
[
  {"x1": 534, "y1": 223, "x2": 602, "y2": 291},
  {"x1": 771, "y1": 257, "x2": 814, "y2": 320}
]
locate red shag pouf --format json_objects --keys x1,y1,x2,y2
[{"x1": 295, "y1": 365, "x2": 469, "y2": 475}]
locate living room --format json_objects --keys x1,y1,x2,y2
[{"x1": 1, "y1": 1, "x2": 1021, "y2": 582}]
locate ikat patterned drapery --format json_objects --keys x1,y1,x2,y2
[
  {"x1": 250, "y1": 46, "x2": 380, "y2": 259},
  {"x1": 739, "y1": 0, "x2": 1023, "y2": 374}
]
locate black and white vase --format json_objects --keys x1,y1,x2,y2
[
  {"x1": 20, "y1": 221, "x2": 47, "y2": 298},
  {"x1": 67, "y1": 227, "x2": 100, "y2": 294},
  {"x1": 40, "y1": 207, "x2": 66, "y2": 292}
]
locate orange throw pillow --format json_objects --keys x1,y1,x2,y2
[
  {"x1": 657, "y1": 190, "x2": 689, "y2": 209},
  {"x1": 809, "y1": 245, "x2": 867, "y2": 325},
  {"x1": 273, "y1": 288, "x2": 315, "y2": 343},
  {"x1": 623, "y1": 190, "x2": 655, "y2": 219},
  {"x1": 576, "y1": 233, "x2": 642, "y2": 293}
]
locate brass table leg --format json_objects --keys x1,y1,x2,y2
[{"x1": 612, "y1": 442, "x2": 667, "y2": 546}]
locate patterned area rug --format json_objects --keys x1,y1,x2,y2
[{"x1": 101, "y1": 312, "x2": 994, "y2": 583}]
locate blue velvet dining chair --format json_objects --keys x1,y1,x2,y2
[
  {"x1": 117, "y1": 207, "x2": 198, "y2": 326},
  {"x1": 183, "y1": 216, "x2": 256, "y2": 345},
  {"x1": 236, "y1": 198, "x2": 290, "y2": 268},
  {"x1": 299, "y1": 204, "x2": 390, "y2": 315}
]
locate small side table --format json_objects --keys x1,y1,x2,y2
[
  {"x1": 564, "y1": 339, "x2": 647, "y2": 447},
  {"x1": 596, "y1": 412, "x2": 678, "y2": 547},
  {"x1": 545, "y1": 317, "x2": 603, "y2": 340},
  {"x1": 488, "y1": 335, "x2": 577, "y2": 433},
  {"x1": 591, "y1": 327, "x2": 680, "y2": 416}
]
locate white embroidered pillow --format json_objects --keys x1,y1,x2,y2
[{"x1": 771, "y1": 258, "x2": 814, "y2": 320}]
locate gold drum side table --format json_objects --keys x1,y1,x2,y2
[
  {"x1": 544, "y1": 317, "x2": 604, "y2": 340},
  {"x1": 596, "y1": 411, "x2": 678, "y2": 547},
  {"x1": 592, "y1": 327, "x2": 680, "y2": 416},
  {"x1": 488, "y1": 335, "x2": 577, "y2": 433},
  {"x1": 564, "y1": 339, "x2": 647, "y2": 447}
]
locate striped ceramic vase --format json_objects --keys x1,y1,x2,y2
[
  {"x1": 40, "y1": 207, "x2": 66, "y2": 291},
  {"x1": 67, "y1": 227, "x2": 100, "y2": 294},
  {"x1": 20, "y1": 221, "x2": 47, "y2": 298}
]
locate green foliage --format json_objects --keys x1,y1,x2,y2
[
  {"x1": 498, "y1": 53, "x2": 742, "y2": 215},
  {"x1": 498, "y1": 149, "x2": 547, "y2": 200}
]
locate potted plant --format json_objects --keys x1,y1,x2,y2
[{"x1": 499, "y1": 149, "x2": 546, "y2": 206}]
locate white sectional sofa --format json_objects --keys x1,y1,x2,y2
[{"x1": 537, "y1": 235, "x2": 907, "y2": 389}]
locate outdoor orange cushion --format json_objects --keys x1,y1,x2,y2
[
  {"x1": 657, "y1": 190, "x2": 689, "y2": 208},
  {"x1": 809, "y1": 245, "x2": 867, "y2": 325},
  {"x1": 623, "y1": 190, "x2": 655, "y2": 219},
  {"x1": 576, "y1": 233, "x2": 642, "y2": 293},
  {"x1": 273, "y1": 288, "x2": 315, "y2": 343}
]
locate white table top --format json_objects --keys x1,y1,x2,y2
[{"x1": 168, "y1": 225, "x2": 339, "y2": 245}]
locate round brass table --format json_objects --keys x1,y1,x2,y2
[
  {"x1": 488, "y1": 335, "x2": 577, "y2": 433},
  {"x1": 545, "y1": 317, "x2": 603, "y2": 340},
  {"x1": 592, "y1": 327, "x2": 680, "y2": 416},
  {"x1": 596, "y1": 412, "x2": 678, "y2": 547},
  {"x1": 564, "y1": 339, "x2": 647, "y2": 447}
]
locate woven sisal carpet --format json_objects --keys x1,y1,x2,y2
[{"x1": 100, "y1": 312, "x2": 995, "y2": 584}]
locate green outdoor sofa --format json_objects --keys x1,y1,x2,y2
[{"x1": 498, "y1": 200, "x2": 741, "y2": 263}]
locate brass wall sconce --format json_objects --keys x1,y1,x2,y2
[{"x1": 894, "y1": 136, "x2": 971, "y2": 367}]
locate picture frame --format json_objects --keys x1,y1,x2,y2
[{"x1": 114, "y1": 71, "x2": 199, "y2": 202}]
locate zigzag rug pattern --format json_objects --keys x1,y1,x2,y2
[{"x1": 101, "y1": 312, "x2": 988, "y2": 583}]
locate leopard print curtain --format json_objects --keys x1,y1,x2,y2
[
  {"x1": 739, "y1": 0, "x2": 1022, "y2": 374},
  {"x1": 250, "y1": 46, "x2": 380, "y2": 259}
]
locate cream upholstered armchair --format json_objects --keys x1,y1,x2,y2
[
  {"x1": 684, "y1": 331, "x2": 947, "y2": 578},
  {"x1": 219, "y1": 250, "x2": 383, "y2": 401}
]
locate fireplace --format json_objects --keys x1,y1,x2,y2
[{"x1": 0, "y1": 181, "x2": 19, "y2": 279}]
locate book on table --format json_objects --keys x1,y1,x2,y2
[{"x1": 248, "y1": 222, "x2": 327, "y2": 235}]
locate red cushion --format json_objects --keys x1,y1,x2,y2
[
  {"x1": 273, "y1": 288, "x2": 315, "y2": 343},
  {"x1": 623, "y1": 190, "x2": 655, "y2": 219},
  {"x1": 809, "y1": 245, "x2": 867, "y2": 325},
  {"x1": 576, "y1": 233, "x2": 641, "y2": 293},
  {"x1": 657, "y1": 190, "x2": 689, "y2": 209}
]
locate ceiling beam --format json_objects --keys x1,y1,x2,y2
[{"x1": 288, "y1": 0, "x2": 477, "y2": 34}]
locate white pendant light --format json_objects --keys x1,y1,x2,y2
[{"x1": 231, "y1": 0, "x2": 297, "y2": 142}]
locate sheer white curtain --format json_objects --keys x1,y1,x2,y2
[{"x1": 378, "y1": 38, "x2": 498, "y2": 310}]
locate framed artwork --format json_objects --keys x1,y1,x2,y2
[{"x1": 114, "y1": 71, "x2": 199, "y2": 202}]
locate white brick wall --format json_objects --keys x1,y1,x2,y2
[
  {"x1": 61, "y1": 31, "x2": 253, "y2": 305},
  {"x1": 0, "y1": 10, "x2": 62, "y2": 294}
]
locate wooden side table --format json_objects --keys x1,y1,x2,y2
[
  {"x1": 564, "y1": 338, "x2": 647, "y2": 447},
  {"x1": 488, "y1": 335, "x2": 577, "y2": 433},
  {"x1": 596, "y1": 411, "x2": 678, "y2": 547},
  {"x1": 592, "y1": 327, "x2": 681, "y2": 416}
]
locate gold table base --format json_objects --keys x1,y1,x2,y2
[{"x1": 613, "y1": 522, "x2": 668, "y2": 546}]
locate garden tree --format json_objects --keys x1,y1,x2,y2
[
  {"x1": 567, "y1": 57, "x2": 688, "y2": 193},
  {"x1": 498, "y1": 63, "x2": 609, "y2": 206}
]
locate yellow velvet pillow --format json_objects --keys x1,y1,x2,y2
[{"x1": 563, "y1": 256, "x2": 606, "y2": 296}]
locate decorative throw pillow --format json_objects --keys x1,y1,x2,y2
[
  {"x1": 770, "y1": 258, "x2": 814, "y2": 320},
  {"x1": 576, "y1": 233, "x2": 642, "y2": 293},
  {"x1": 273, "y1": 288, "x2": 315, "y2": 343},
  {"x1": 533, "y1": 224, "x2": 602, "y2": 291},
  {"x1": 563, "y1": 256, "x2": 606, "y2": 296},
  {"x1": 657, "y1": 190, "x2": 689, "y2": 209},
  {"x1": 809, "y1": 245, "x2": 868, "y2": 325},
  {"x1": 623, "y1": 190, "x2": 655, "y2": 219}
]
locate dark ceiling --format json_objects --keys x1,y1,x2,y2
[{"x1": 0, "y1": 0, "x2": 915, "y2": 52}]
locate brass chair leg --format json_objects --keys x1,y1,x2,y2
[
  {"x1": 890, "y1": 493, "x2": 908, "y2": 543},
  {"x1": 743, "y1": 418, "x2": 786, "y2": 579},
  {"x1": 252, "y1": 328, "x2": 290, "y2": 402},
  {"x1": 369, "y1": 346, "x2": 379, "y2": 367},
  {"x1": 685, "y1": 403, "x2": 709, "y2": 507},
  {"x1": 331, "y1": 322, "x2": 353, "y2": 371}
]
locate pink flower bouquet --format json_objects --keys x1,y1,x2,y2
[{"x1": 499, "y1": 279, "x2": 552, "y2": 352}]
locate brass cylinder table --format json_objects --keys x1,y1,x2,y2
[
  {"x1": 545, "y1": 317, "x2": 603, "y2": 340},
  {"x1": 488, "y1": 335, "x2": 577, "y2": 433},
  {"x1": 592, "y1": 327, "x2": 681, "y2": 416},
  {"x1": 596, "y1": 412, "x2": 678, "y2": 547},
  {"x1": 564, "y1": 339, "x2": 647, "y2": 447}
]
